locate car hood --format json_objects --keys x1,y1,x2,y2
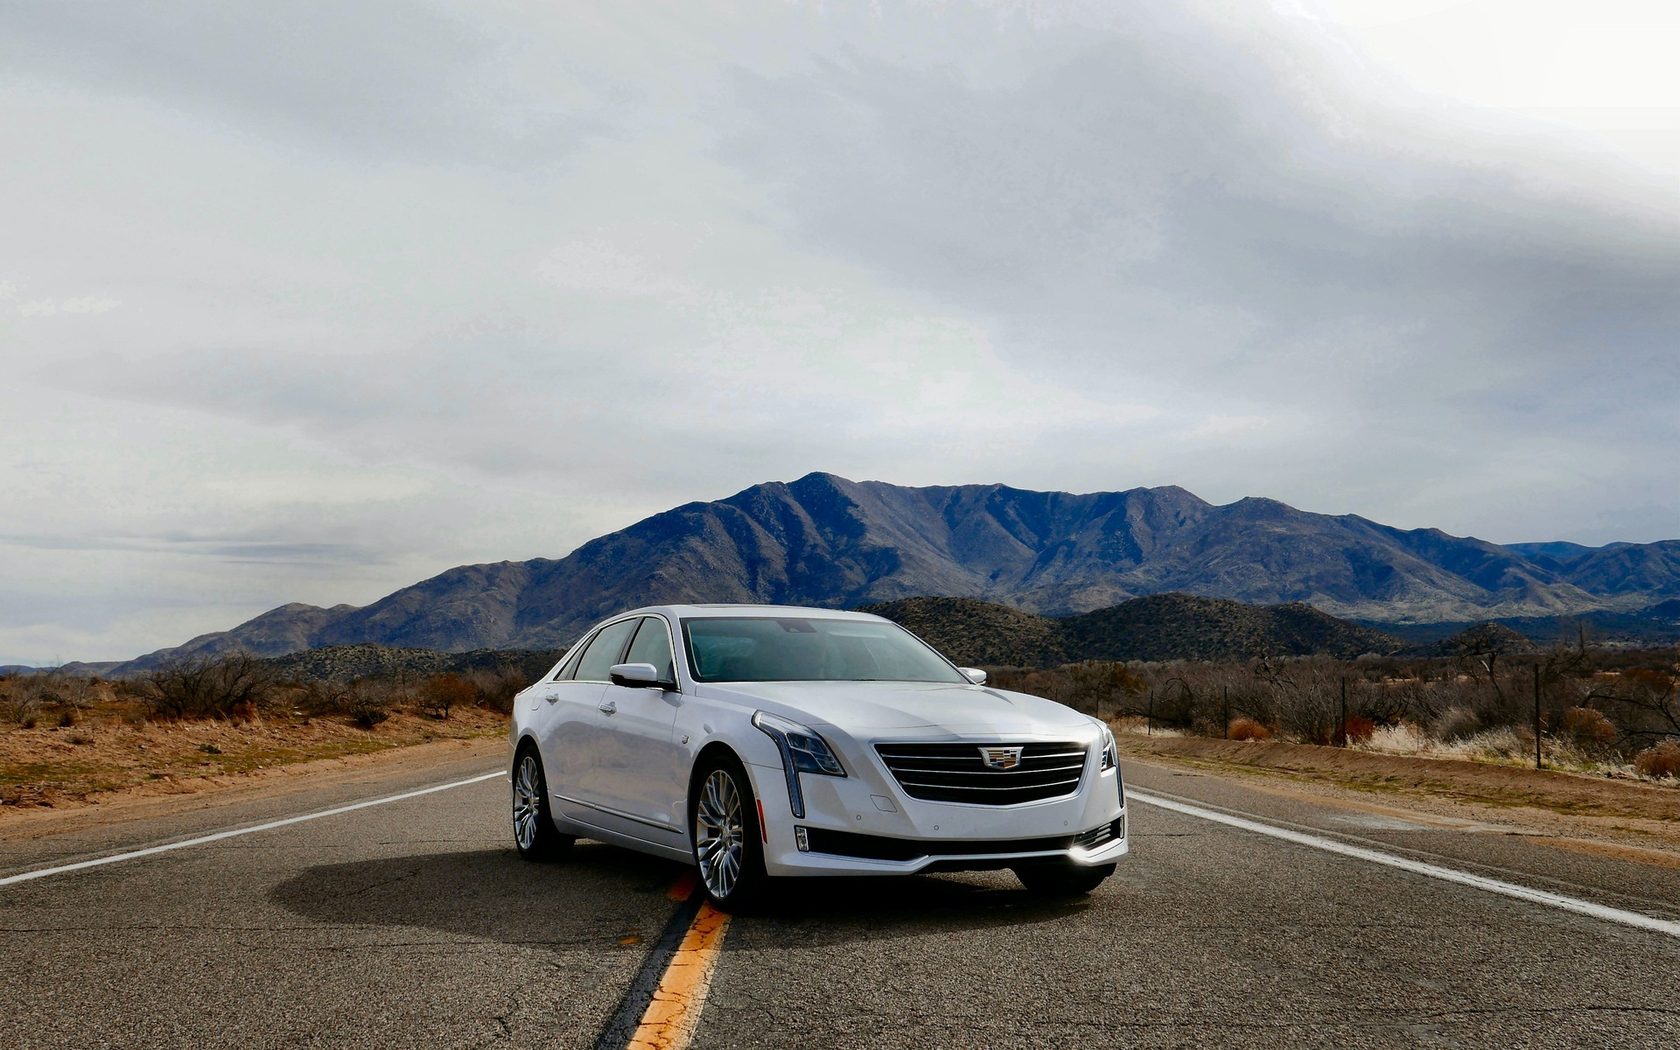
[{"x1": 696, "y1": 680, "x2": 1093, "y2": 735}]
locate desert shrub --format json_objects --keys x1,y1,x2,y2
[
  {"x1": 1228, "y1": 717, "x2": 1272, "y2": 741},
  {"x1": 419, "y1": 673, "x2": 475, "y2": 720},
  {"x1": 1633, "y1": 741, "x2": 1680, "y2": 779},
  {"x1": 1, "y1": 683, "x2": 43, "y2": 726},
  {"x1": 1343, "y1": 715, "x2": 1377, "y2": 744},
  {"x1": 1560, "y1": 706, "x2": 1616, "y2": 747},
  {"x1": 464, "y1": 668, "x2": 527, "y2": 715},
  {"x1": 343, "y1": 681, "x2": 390, "y2": 728},
  {"x1": 0, "y1": 671, "x2": 103, "y2": 730},
  {"x1": 295, "y1": 680, "x2": 350, "y2": 717},
  {"x1": 141, "y1": 653, "x2": 277, "y2": 720}
]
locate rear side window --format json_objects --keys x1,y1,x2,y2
[
  {"x1": 551, "y1": 640, "x2": 588, "y2": 681},
  {"x1": 573, "y1": 619, "x2": 639, "y2": 682},
  {"x1": 624, "y1": 617, "x2": 676, "y2": 685}
]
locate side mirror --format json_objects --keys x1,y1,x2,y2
[
  {"x1": 610, "y1": 662, "x2": 664, "y2": 688},
  {"x1": 959, "y1": 667, "x2": 987, "y2": 686}
]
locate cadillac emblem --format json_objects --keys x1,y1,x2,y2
[{"x1": 979, "y1": 745, "x2": 1025, "y2": 770}]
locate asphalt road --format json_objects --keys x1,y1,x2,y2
[{"x1": 4, "y1": 753, "x2": 1679, "y2": 1049}]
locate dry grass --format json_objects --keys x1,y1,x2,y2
[
  {"x1": 1119, "y1": 734, "x2": 1680, "y2": 826},
  {"x1": 1113, "y1": 715, "x2": 1183, "y2": 738},
  {"x1": 0, "y1": 707, "x2": 506, "y2": 812},
  {"x1": 1354, "y1": 721, "x2": 1651, "y2": 781}
]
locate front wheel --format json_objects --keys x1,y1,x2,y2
[
  {"x1": 1013, "y1": 861, "x2": 1114, "y2": 897},
  {"x1": 690, "y1": 756, "x2": 769, "y2": 912},
  {"x1": 512, "y1": 746, "x2": 574, "y2": 861}
]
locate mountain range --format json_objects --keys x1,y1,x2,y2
[{"x1": 97, "y1": 472, "x2": 1680, "y2": 674}]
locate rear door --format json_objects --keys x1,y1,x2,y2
[{"x1": 538, "y1": 616, "x2": 638, "y2": 825}]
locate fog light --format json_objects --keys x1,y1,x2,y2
[{"x1": 794, "y1": 826, "x2": 810, "y2": 852}]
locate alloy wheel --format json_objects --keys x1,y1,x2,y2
[
  {"x1": 513, "y1": 753, "x2": 541, "y2": 851},
  {"x1": 695, "y1": 768, "x2": 745, "y2": 899}
]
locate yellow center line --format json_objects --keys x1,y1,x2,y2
[{"x1": 625, "y1": 899, "x2": 733, "y2": 1050}]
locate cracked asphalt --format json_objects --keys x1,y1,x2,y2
[{"x1": 4, "y1": 751, "x2": 1679, "y2": 1048}]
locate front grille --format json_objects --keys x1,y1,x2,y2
[{"x1": 874, "y1": 741, "x2": 1088, "y2": 805}]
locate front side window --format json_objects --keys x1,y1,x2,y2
[
  {"x1": 624, "y1": 616, "x2": 677, "y2": 685},
  {"x1": 573, "y1": 618, "x2": 639, "y2": 682},
  {"x1": 682, "y1": 617, "x2": 965, "y2": 685}
]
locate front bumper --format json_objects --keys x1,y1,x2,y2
[{"x1": 746, "y1": 740, "x2": 1128, "y2": 877}]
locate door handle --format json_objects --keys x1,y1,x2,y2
[{"x1": 599, "y1": 700, "x2": 617, "y2": 715}]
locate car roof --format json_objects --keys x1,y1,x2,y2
[{"x1": 621, "y1": 603, "x2": 886, "y2": 622}]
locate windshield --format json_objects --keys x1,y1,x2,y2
[{"x1": 681, "y1": 616, "x2": 967, "y2": 684}]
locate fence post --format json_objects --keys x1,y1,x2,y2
[
  {"x1": 1222, "y1": 685, "x2": 1229, "y2": 739},
  {"x1": 1534, "y1": 663, "x2": 1543, "y2": 770},
  {"x1": 1147, "y1": 689, "x2": 1153, "y2": 737},
  {"x1": 1339, "y1": 677, "x2": 1347, "y2": 748}
]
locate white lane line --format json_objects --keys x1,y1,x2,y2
[
  {"x1": 0, "y1": 769, "x2": 506, "y2": 889},
  {"x1": 1128, "y1": 788, "x2": 1680, "y2": 941}
]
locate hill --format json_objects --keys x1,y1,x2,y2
[
  {"x1": 861, "y1": 597, "x2": 1070, "y2": 666},
  {"x1": 864, "y1": 594, "x2": 1402, "y2": 665},
  {"x1": 105, "y1": 473, "x2": 1679, "y2": 674}
]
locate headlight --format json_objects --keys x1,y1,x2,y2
[
  {"x1": 753, "y1": 711, "x2": 846, "y2": 819},
  {"x1": 753, "y1": 711, "x2": 845, "y2": 775},
  {"x1": 1100, "y1": 724, "x2": 1117, "y2": 772}
]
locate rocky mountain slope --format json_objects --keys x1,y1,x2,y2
[{"x1": 106, "y1": 473, "x2": 1680, "y2": 673}]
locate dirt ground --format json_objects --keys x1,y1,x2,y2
[
  {"x1": 1119, "y1": 731, "x2": 1680, "y2": 854},
  {"x1": 0, "y1": 706, "x2": 507, "y2": 825}
]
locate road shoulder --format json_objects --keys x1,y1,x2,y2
[{"x1": 1119, "y1": 733, "x2": 1680, "y2": 861}]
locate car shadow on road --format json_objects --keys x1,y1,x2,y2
[
  {"x1": 270, "y1": 842, "x2": 1087, "y2": 950},
  {"x1": 269, "y1": 842, "x2": 691, "y2": 950},
  {"x1": 748, "y1": 871, "x2": 1092, "y2": 944}
]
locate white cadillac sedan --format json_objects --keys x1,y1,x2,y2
[{"x1": 508, "y1": 604, "x2": 1127, "y2": 910}]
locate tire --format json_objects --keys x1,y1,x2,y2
[
  {"x1": 1013, "y1": 860, "x2": 1115, "y2": 897},
  {"x1": 689, "y1": 754, "x2": 769, "y2": 912},
  {"x1": 512, "y1": 744, "x2": 574, "y2": 861}
]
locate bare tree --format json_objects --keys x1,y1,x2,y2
[{"x1": 141, "y1": 652, "x2": 276, "y2": 720}]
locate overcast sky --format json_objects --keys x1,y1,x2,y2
[{"x1": 3, "y1": 1, "x2": 1677, "y2": 664}]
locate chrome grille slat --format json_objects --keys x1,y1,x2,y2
[
  {"x1": 875, "y1": 750, "x2": 1087, "y2": 761},
  {"x1": 875, "y1": 741, "x2": 1089, "y2": 805},
  {"x1": 883, "y1": 762, "x2": 1085, "y2": 775},
  {"x1": 895, "y1": 778, "x2": 1083, "y2": 792}
]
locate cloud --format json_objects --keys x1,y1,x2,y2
[
  {"x1": 15, "y1": 295, "x2": 121, "y2": 317},
  {"x1": 0, "y1": 0, "x2": 1674, "y2": 663}
]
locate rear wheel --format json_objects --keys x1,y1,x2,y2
[
  {"x1": 1013, "y1": 861, "x2": 1114, "y2": 897},
  {"x1": 690, "y1": 756, "x2": 769, "y2": 912},
  {"x1": 512, "y1": 746, "x2": 573, "y2": 861}
]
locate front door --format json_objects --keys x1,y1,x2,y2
[{"x1": 591, "y1": 616, "x2": 686, "y2": 839}]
